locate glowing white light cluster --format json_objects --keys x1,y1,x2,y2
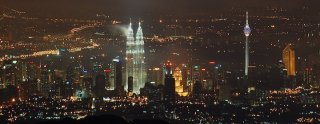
[{"x1": 125, "y1": 20, "x2": 146, "y2": 94}]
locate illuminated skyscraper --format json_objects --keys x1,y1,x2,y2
[
  {"x1": 135, "y1": 21, "x2": 147, "y2": 93},
  {"x1": 173, "y1": 67, "x2": 188, "y2": 96},
  {"x1": 113, "y1": 56, "x2": 123, "y2": 93},
  {"x1": 174, "y1": 67, "x2": 183, "y2": 93},
  {"x1": 243, "y1": 11, "x2": 251, "y2": 77},
  {"x1": 126, "y1": 21, "x2": 134, "y2": 90},
  {"x1": 125, "y1": 20, "x2": 146, "y2": 94},
  {"x1": 282, "y1": 44, "x2": 296, "y2": 76}
]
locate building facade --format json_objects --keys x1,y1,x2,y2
[{"x1": 282, "y1": 44, "x2": 296, "y2": 76}]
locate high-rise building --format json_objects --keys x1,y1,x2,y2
[
  {"x1": 94, "y1": 74, "x2": 106, "y2": 98},
  {"x1": 125, "y1": 20, "x2": 134, "y2": 91},
  {"x1": 104, "y1": 68, "x2": 113, "y2": 90},
  {"x1": 308, "y1": 50, "x2": 320, "y2": 88},
  {"x1": 243, "y1": 11, "x2": 251, "y2": 77},
  {"x1": 106, "y1": 64, "x2": 115, "y2": 90},
  {"x1": 113, "y1": 56, "x2": 123, "y2": 93},
  {"x1": 1, "y1": 60, "x2": 18, "y2": 88},
  {"x1": 80, "y1": 76, "x2": 93, "y2": 97},
  {"x1": 147, "y1": 67, "x2": 163, "y2": 86},
  {"x1": 282, "y1": 44, "x2": 296, "y2": 76},
  {"x1": 173, "y1": 67, "x2": 183, "y2": 92},
  {"x1": 181, "y1": 64, "x2": 192, "y2": 94},
  {"x1": 193, "y1": 80, "x2": 202, "y2": 100},
  {"x1": 128, "y1": 76, "x2": 133, "y2": 96},
  {"x1": 164, "y1": 61, "x2": 175, "y2": 103},
  {"x1": 39, "y1": 61, "x2": 54, "y2": 98},
  {"x1": 17, "y1": 61, "x2": 27, "y2": 83},
  {"x1": 65, "y1": 61, "x2": 81, "y2": 97},
  {"x1": 125, "y1": 20, "x2": 146, "y2": 94},
  {"x1": 190, "y1": 65, "x2": 202, "y2": 93},
  {"x1": 26, "y1": 61, "x2": 38, "y2": 81},
  {"x1": 173, "y1": 67, "x2": 188, "y2": 96},
  {"x1": 135, "y1": 21, "x2": 147, "y2": 92}
]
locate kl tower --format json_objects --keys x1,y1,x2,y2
[{"x1": 244, "y1": 11, "x2": 251, "y2": 78}]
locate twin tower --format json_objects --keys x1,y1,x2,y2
[{"x1": 125, "y1": 21, "x2": 146, "y2": 94}]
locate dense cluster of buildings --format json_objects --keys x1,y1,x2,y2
[
  {"x1": 0, "y1": 21, "x2": 223, "y2": 111},
  {"x1": 0, "y1": 9, "x2": 320, "y2": 123}
]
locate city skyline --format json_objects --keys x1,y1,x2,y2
[{"x1": 0, "y1": 1, "x2": 320, "y2": 123}]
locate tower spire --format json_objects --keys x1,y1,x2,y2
[
  {"x1": 128, "y1": 18, "x2": 133, "y2": 31},
  {"x1": 246, "y1": 11, "x2": 249, "y2": 26},
  {"x1": 138, "y1": 18, "x2": 141, "y2": 27}
]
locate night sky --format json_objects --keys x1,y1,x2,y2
[{"x1": 0, "y1": 0, "x2": 320, "y2": 17}]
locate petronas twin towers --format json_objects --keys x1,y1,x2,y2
[{"x1": 125, "y1": 21, "x2": 146, "y2": 94}]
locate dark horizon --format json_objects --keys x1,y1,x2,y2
[{"x1": 0, "y1": 0, "x2": 320, "y2": 17}]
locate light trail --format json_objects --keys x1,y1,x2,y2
[{"x1": 0, "y1": 42, "x2": 99, "y2": 61}]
